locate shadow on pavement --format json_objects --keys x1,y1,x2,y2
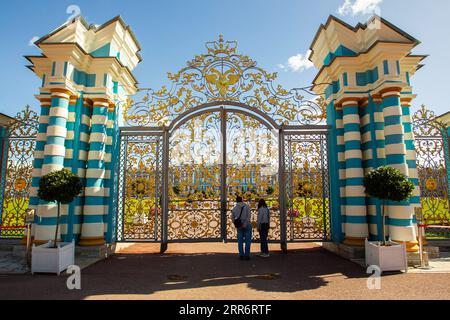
[{"x1": 0, "y1": 243, "x2": 369, "y2": 299}]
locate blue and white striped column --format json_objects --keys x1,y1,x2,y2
[
  {"x1": 372, "y1": 95, "x2": 386, "y2": 167},
  {"x1": 29, "y1": 96, "x2": 51, "y2": 241},
  {"x1": 402, "y1": 97, "x2": 421, "y2": 250},
  {"x1": 103, "y1": 108, "x2": 115, "y2": 241},
  {"x1": 360, "y1": 98, "x2": 379, "y2": 239},
  {"x1": 79, "y1": 98, "x2": 110, "y2": 246},
  {"x1": 401, "y1": 97, "x2": 421, "y2": 210},
  {"x1": 34, "y1": 89, "x2": 71, "y2": 243},
  {"x1": 72, "y1": 98, "x2": 93, "y2": 240},
  {"x1": 381, "y1": 88, "x2": 417, "y2": 249},
  {"x1": 335, "y1": 107, "x2": 347, "y2": 238},
  {"x1": 341, "y1": 99, "x2": 368, "y2": 245}
]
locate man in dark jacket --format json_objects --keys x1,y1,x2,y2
[{"x1": 231, "y1": 196, "x2": 252, "y2": 260}]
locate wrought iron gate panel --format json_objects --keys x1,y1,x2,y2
[
  {"x1": 118, "y1": 36, "x2": 331, "y2": 243},
  {"x1": 0, "y1": 106, "x2": 38, "y2": 239},
  {"x1": 284, "y1": 131, "x2": 331, "y2": 241},
  {"x1": 168, "y1": 112, "x2": 222, "y2": 241},
  {"x1": 225, "y1": 112, "x2": 280, "y2": 241},
  {"x1": 117, "y1": 133, "x2": 163, "y2": 241},
  {"x1": 413, "y1": 106, "x2": 450, "y2": 237}
]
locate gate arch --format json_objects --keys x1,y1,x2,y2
[
  {"x1": 169, "y1": 102, "x2": 279, "y2": 133},
  {"x1": 117, "y1": 36, "x2": 331, "y2": 249}
]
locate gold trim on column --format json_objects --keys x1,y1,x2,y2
[
  {"x1": 78, "y1": 236, "x2": 106, "y2": 246},
  {"x1": 342, "y1": 237, "x2": 366, "y2": 247},
  {"x1": 335, "y1": 97, "x2": 361, "y2": 109},
  {"x1": 400, "y1": 97, "x2": 413, "y2": 107},
  {"x1": 379, "y1": 87, "x2": 402, "y2": 99},
  {"x1": 32, "y1": 238, "x2": 62, "y2": 245},
  {"x1": 393, "y1": 240, "x2": 419, "y2": 253},
  {"x1": 359, "y1": 98, "x2": 369, "y2": 108}
]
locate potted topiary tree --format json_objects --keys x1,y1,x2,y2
[
  {"x1": 363, "y1": 166, "x2": 415, "y2": 273},
  {"x1": 32, "y1": 169, "x2": 82, "y2": 275}
]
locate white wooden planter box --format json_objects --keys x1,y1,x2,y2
[
  {"x1": 31, "y1": 240, "x2": 75, "y2": 275},
  {"x1": 365, "y1": 239, "x2": 408, "y2": 273}
]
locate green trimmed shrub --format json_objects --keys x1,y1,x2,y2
[
  {"x1": 38, "y1": 169, "x2": 82, "y2": 248},
  {"x1": 363, "y1": 166, "x2": 415, "y2": 244}
]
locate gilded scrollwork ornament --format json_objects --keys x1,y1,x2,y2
[{"x1": 123, "y1": 36, "x2": 326, "y2": 127}]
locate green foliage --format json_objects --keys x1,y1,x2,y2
[
  {"x1": 172, "y1": 185, "x2": 181, "y2": 195},
  {"x1": 38, "y1": 169, "x2": 82, "y2": 204},
  {"x1": 130, "y1": 177, "x2": 151, "y2": 196},
  {"x1": 295, "y1": 180, "x2": 313, "y2": 198},
  {"x1": 364, "y1": 166, "x2": 415, "y2": 202},
  {"x1": 266, "y1": 186, "x2": 274, "y2": 195}
]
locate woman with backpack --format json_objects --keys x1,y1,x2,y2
[{"x1": 257, "y1": 198, "x2": 270, "y2": 258}]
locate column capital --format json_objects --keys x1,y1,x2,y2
[
  {"x1": 69, "y1": 95, "x2": 79, "y2": 105},
  {"x1": 49, "y1": 88, "x2": 76, "y2": 100},
  {"x1": 400, "y1": 93, "x2": 417, "y2": 107},
  {"x1": 371, "y1": 93, "x2": 383, "y2": 104},
  {"x1": 335, "y1": 96, "x2": 362, "y2": 109},
  {"x1": 379, "y1": 87, "x2": 402, "y2": 99},
  {"x1": 400, "y1": 97, "x2": 413, "y2": 107},
  {"x1": 35, "y1": 95, "x2": 52, "y2": 106},
  {"x1": 359, "y1": 97, "x2": 369, "y2": 108}
]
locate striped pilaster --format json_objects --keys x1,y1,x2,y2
[
  {"x1": 41, "y1": 89, "x2": 70, "y2": 176},
  {"x1": 401, "y1": 98, "x2": 421, "y2": 209},
  {"x1": 372, "y1": 95, "x2": 386, "y2": 167},
  {"x1": 28, "y1": 97, "x2": 51, "y2": 240},
  {"x1": 360, "y1": 98, "x2": 380, "y2": 239},
  {"x1": 381, "y1": 88, "x2": 417, "y2": 248},
  {"x1": 73, "y1": 98, "x2": 93, "y2": 240},
  {"x1": 328, "y1": 102, "x2": 344, "y2": 242},
  {"x1": 341, "y1": 99, "x2": 368, "y2": 246},
  {"x1": 29, "y1": 97, "x2": 51, "y2": 213},
  {"x1": 336, "y1": 107, "x2": 346, "y2": 236},
  {"x1": 60, "y1": 95, "x2": 78, "y2": 241},
  {"x1": 401, "y1": 97, "x2": 421, "y2": 251},
  {"x1": 34, "y1": 89, "x2": 71, "y2": 243},
  {"x1": 360, "y1": 98, "x2": 376, "y2": 175},
  {"x1": 103, "y1": 106, "x2": 115, "y2": 240},
  {"x1": 79, "y1": 98, "x2": 110, "y2": 246}
]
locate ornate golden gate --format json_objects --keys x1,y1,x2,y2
[
  {"x1": 0, "y1": 106, "x2": 39, "y2": 238},
  {"x1": 413, "y1": 106, "x2": 450, "y2": 238},
  {"x1": 118, "y1": 36, "x2": 330, "y2": 248}
]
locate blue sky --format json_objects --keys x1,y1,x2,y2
[{"x1": 0, "y1": 0, "x2": 449, "y2": 117}]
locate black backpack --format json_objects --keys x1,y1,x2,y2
[{"x1": 233, "y1": 205, "x2": 245, "y2": 229}]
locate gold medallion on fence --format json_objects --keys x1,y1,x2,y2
[
  {"x1": 425, "y1": 179, "x2": 438, "y2": 191},
  {"x1": 14, "y1": 178, "x2": 27, "y2": 191}
]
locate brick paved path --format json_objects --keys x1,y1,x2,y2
[{"x1": 0, "y1": 243, "x2": 449, "y2": 300}]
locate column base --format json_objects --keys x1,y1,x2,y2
[
  {"x1": 32, "y1": 238, "x2": 61, "y2": 245},
  {"x1": 342, "y1": 237, "x2": 366, "y2": 247},
  {"x1": 393, "y1": 240, "x2": 419, "y2": 253},
  {"x1": 78, "y1": 237, "x2": 106, "y2": 247}
]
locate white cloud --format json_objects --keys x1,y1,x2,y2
[
  {"x1": 29, "y1": 36, "x2": 40, "y2": 46},
  {"x1": 278, "y1": 50, "x2": 314, "y2": 73},
  {"x1": 338, "y1": 0, "x2": 382, "y2": 16}
]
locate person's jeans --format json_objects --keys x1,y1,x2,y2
[
  {"x1": 259, "y1": 224, "x2": 269, "y2": 254},
  {"x1": 237, "y1": 224, "x2": 252, "y2": 257}
]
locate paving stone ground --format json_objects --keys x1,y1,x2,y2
[
  {"x1": 0, "y1": 252, "x2": 28, "y2": 274},
  {"x1": 0, "y1": 242, "x2": 449, "y2": 300}
]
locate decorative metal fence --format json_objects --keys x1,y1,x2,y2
[
  {"x1": 284, "y1": 131, "x2": 331, "y2": 241},
  {"x1": 116, "y1": 132, "x2": 164, "y2": 242},
  {"x1": 413, "y1": 105, "x2": 450, "y2": 239},
  {"x1": 0, "y1": 106, "x2": 39, "y2": 238}
]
